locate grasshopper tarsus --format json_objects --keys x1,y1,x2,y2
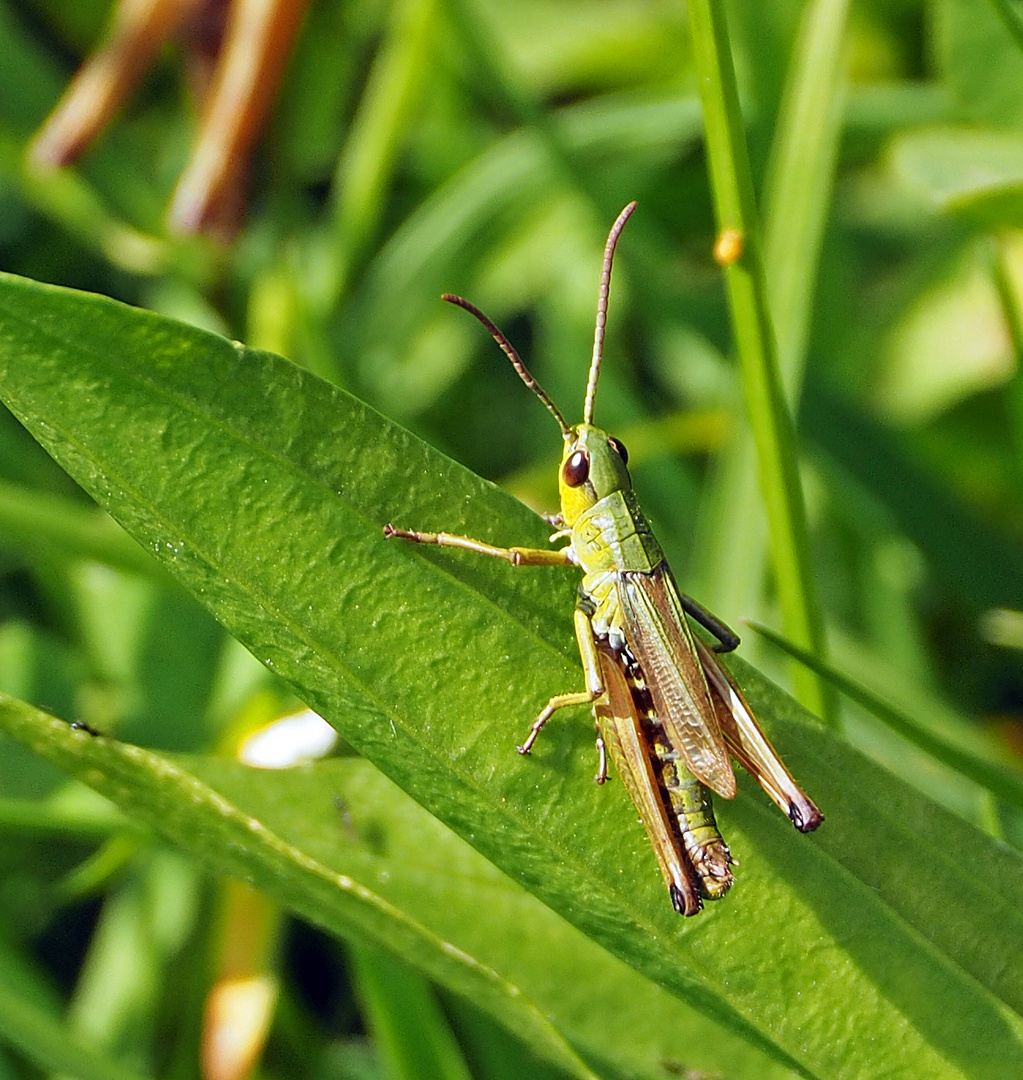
[
  {"x1": 519, "y1": 687, "x2": 601, "y2": 758},
  {"x1": 518, "y1": 706, "x2": 551, "y2": 754}
]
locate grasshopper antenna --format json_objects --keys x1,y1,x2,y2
[
  {"x1": 442, "y1": 293, "x2": 572, "y2": 438},
  {"x1": 583, "y1": 201, "x2": 637, "y2": 425}
]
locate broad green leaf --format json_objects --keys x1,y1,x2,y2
[
  {"x1": 0, "y1": 699, "x2": 795, "y2": 1080},
  {"x1": 195, "y1": 755, "x2": 797, "y2": 1080},
  {"x1": 0, "y1": 696, "x2": 599, "y2": 1080},
  {"x1": 1, "y1": 275, "x2": 1023, "y2": 1079},
  {"x1": 890, "y1": 127, "x2": 1023, "y2": 226}
]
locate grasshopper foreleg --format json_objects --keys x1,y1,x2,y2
[{"x1": 384, "y1": 524, "x2": 573, "y2": 566}]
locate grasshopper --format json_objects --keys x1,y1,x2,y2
[{"x1": 385, "y1": 202, "x2": 822, "y2": 914}]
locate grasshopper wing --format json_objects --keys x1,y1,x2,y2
[
  {"x1": 695, "y1": 637, "x2": 823, "y2": 832},
  {"x1": 618, "y1": 566, "x2": 737, "y2": 799}
]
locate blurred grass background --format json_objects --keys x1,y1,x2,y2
[{"x1": 2, "y1": 0, "x2": 1023, "y2": 1077}]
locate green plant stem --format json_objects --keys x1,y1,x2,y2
[
  {"x1": 685, "y1": 0, "x2": 831, "y2": 721},
  {"x1": 693, "y1": 0, "x2": 850, "y2": 683},
  {"x1": 323, "y1": 0, "x2": 438, "y2": 309}
]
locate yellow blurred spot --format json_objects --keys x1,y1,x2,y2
[
  {"x1": 202, "y1": 974, "x2": 279, "y2": 1080},
  {"x1": 713, "y1": 228, "x2": 743, "y2": 266}
]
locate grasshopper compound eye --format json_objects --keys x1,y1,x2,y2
[
  {"x1": 563, "y1": 449, "x2": 590, "y2": 487},
  {"x1": 607, "y1": 436, "x2": 628, "y2": 465}
]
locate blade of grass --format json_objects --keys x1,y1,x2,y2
[
  {"x1": 695, "y1": 0, "x2": 850, "y2": 707},
  {"x1": 349, "y1": 943, "x2": 474, "y2": 1080},
  {"x1": 801, "y1": 375, "x2": 1023, "y2": 610},
  {"x1": 989, "y1": 234, "x2": 1023, "y2": 475},
  {"x1": 749, "y1": 620, "x2": 1023, "y2": 814},
  {"x1": 762, "y1": 0, "x2": 850, "y2": 394},
  {"x1": 322, "y1": 0, "x2": 438, "y2": 308},
  {"x1": 685, "y1": 0, "x2": 830, "y2": 721},
  {"x1": 353, "y1": 91, "x2": 703, "y2": 359},
  {"x1": 988, "y1": 0, "x2": 1023, "y2": 52},
  {"x1": 0, "y1": 478, "x2": 163, "y2": 578}
]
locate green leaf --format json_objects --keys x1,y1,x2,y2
[
  {"x1": 348, "y1": 943, "x2": 475, "y2": 1080},
  {"x1": 0, "y1": 704, "x2": 798, "y2": 1080},
  {"x1": 890, "y1": 127, "x2": 1023, "y2": 226},
  {"x1": 750, "y1": 620, "x2": 1023, "y2": 813},
  {"x1": 1, "y1": 274, "x2": 1023, "y2": 1079},
  {"x1": 0, "y1": 697, "x2": 600, "y2": 1080}
]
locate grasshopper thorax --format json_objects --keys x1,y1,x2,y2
[{"x1": 558, "y1": 424, "x2": 631, "y2": 527}]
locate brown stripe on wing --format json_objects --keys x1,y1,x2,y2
[{"x1": 618, "y1": 566, "x2": 737, "y2": 799}]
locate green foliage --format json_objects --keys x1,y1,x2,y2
[{"x1": 1, "y1": 2, "x2": 1023, "y2": 1080}]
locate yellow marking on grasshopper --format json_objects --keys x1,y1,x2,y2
[{"x1": 385, "y1": 202, "x2": 822, "y2": 915}]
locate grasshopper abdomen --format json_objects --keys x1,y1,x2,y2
[{"x1": 603, "y1": 642, "x2": 734, "y2": 910}]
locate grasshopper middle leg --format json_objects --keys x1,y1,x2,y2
[{"x1": 517, "y1": 606, "x2": 605, "y2": 758}]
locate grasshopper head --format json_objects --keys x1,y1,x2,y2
[{"x1": 558, "y1": 424, "x2": 630, "y2": 526}]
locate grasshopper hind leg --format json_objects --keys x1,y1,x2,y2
[{"x1": 679, "y1": 593, "x2": 740, "y2": 653}]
